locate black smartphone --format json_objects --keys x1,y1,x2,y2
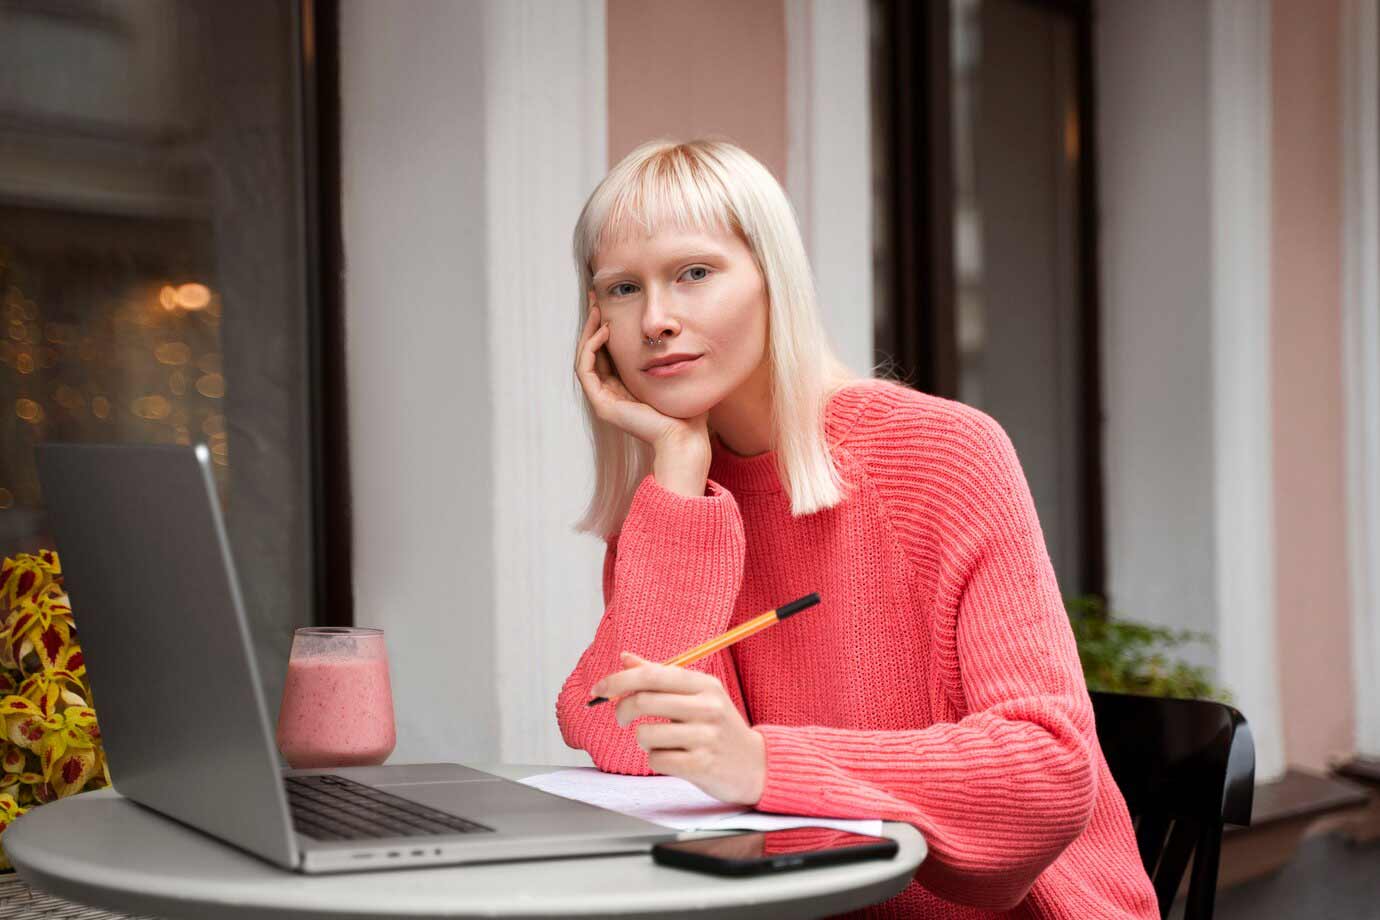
[{"x1": 651, "y1": 826, "x2": 898, "y2": 876}]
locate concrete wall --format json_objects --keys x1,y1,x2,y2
[
  {"x1": 337, "y1": 0, "x2": 866, "y2": 767},
  {"x1": 340, "y1": 0, "x2": 497, "y2": 764},
  {"x1": 1098, "y1": 0, "x2": 1358, "y2": 774},
  {"x1": 338, "y1": 0, "x2": 1359, "y2": 775}
]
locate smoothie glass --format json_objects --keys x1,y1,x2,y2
[{"x1": 276, "y1": 626, "x2": 397, "y2": 769}]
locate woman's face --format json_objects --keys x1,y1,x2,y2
[{"x1": 588, "y1": 225, "x2": 769, "y2": 420}]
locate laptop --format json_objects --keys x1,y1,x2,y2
[{"x1": 34, "y1": 442, "x2": 678, "y2": 874}]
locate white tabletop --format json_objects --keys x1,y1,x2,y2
[{"x1": 5, "y1": 762, "x2": 925, "y2": 919}]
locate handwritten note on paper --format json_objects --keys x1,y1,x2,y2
[{"x1": 517, "y1": 768, "x2": 884, "y2": 837}]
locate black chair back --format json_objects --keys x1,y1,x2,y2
[{"x1": 1089, "y1": 691, "x2": 1254, "y2": 920}]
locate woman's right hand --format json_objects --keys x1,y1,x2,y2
[{"x1": 575, "y1": 304, "x2": 711, "y2": 460}]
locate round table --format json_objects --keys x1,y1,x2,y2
[{"x1": 4, "y1": 763, "x2": 926, "y2": 919}]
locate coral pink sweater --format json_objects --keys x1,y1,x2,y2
[{"x1": 556, "y1": 379, "x2": 1159, "y2": 919}]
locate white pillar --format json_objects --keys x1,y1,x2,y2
[
  {"x1": 785, "y1": 0, "x2": 874, "y2": 378},
  {"x1": 1209, "y1": 0, "x2": 1285, "y2": 781},
  {"x1": 485, "y1": 0, "x2": 608, "y2": 766},
  {"x1": 1099, "y1": 0, "x2": 1285, "y2": 781},
  {"x1": 341, "y1": 0, "x2": 500, "y2": 764}
]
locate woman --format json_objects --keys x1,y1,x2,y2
[{"x1": 556, "y1": 138, "x2": 1158, "y2": 919}]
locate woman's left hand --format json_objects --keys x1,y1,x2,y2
[{"x1": 591, "y1": 651, "x2": 766, "y2": 805}]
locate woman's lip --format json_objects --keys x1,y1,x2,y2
[{"x1": 642, "y1": 355, "x2": 702, "y2": 377}]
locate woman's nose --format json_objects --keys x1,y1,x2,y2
[{"x1": 640, "y1": 288, "x2": 679, "y2": 341}]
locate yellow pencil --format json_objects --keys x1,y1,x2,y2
[{"x1": 585, "y1": 592, "x2": 821, "y2": 706}]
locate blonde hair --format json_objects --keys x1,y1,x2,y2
[{"x1": 571, "y1": 138, "x2": 861, "y2": 539}]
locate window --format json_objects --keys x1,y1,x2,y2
[
  {"x1": 873, "y1": 0, "x2": 1103, "y2": 596},
  {"x1": 0, "y1": 0, "x2": 348, "y2": 708}
]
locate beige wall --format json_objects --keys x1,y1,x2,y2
[
  {"x1": 1271, "y1": 0, "x2": 1354, "y2": 771},
  {"x1": 606, "y1": 0, "x2": 788, "y2": 181}
]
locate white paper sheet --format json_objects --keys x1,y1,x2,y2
[{"x1": 518, "y1": 767, "x2": 884, "y2": 836}]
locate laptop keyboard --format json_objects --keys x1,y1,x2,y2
[{"x1": 285, "y1": 773, "x2": 495, "y2": 841}]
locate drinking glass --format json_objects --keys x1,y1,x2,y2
[{"x1": 276, "y1": 626, "x2": 397, "y2": 769}]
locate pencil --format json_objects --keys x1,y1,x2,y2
[{"x1": 585, "y1": 592, "x2": 820, "y2": 706}]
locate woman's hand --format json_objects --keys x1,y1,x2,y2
[
  {"x1": 575, "y1": 304, "x2": 711, "y2": 458},
  {"x1": 590, "y1": 651, "x2": 766, "y2": 806}
]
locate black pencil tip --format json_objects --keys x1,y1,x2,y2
[{"x1": 776, "y1": 592, "x2": 821, "y2": 620}]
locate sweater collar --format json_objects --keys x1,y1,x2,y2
[
  {"x1": 707, "y1": 381, "x2": 875, "y2": 495},
  {"x1": 708, "y1": 433, "x2": 784, "y2": 493}
]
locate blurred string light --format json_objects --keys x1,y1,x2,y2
[
  {"x1": 0, "y1": 275, "x2": 231, "y2": 507},
  {"x1": 196, "y1": 373, "x2": 225, "y2": 399},
  {"x1": 15, "y1": 399, "x2": 42, "y2": 423},
  {"x1": 160, "y1": 283, "x2": 212, "y2": 312},
  {"x1": 132, "y1": 395, "x2": 172, "y2": 420}
]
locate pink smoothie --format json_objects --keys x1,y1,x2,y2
[{"x1": 276, "y1": 655, "x2": 396, "y2": 769}]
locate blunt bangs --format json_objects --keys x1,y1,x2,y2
[{"x1": 586, "y1": 146, "x2": 743, "y2": 271}]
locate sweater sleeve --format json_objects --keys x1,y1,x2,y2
[
  {"x1": 555, "y1": 472, "x2": 751, "y2": 775},
  {"x1": 750, "y1": 409, "x2": 1098, "y2": 912}
]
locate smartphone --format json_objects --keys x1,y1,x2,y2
[{"x1": 651, "y1": 826, "x2": 898, "y2": 876}]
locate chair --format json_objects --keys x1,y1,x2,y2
[{"x1": 1089, "y1": 691, "x2": 1255, "y2": 920}]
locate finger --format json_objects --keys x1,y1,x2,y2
[
  {"x1": 636, "y1": 721, "x2": 710, "y2": 752},
  {"x1": 576, "y1": 306, "x2": 599, "y2": 359},
  {"x1": 576, "y1": 324, "x2": 613, "y2": 401},
  {"x1": 576, "y1": 319, "x2": 608, "y2": 376},
  {"x1": 594, "y1": 337, "x2": 615, "y2": 380},
  {"x1": 599, "y1": 660, "x2": 710, "y2": 700},
  {"x1": 646, "y1": 749, "x2": 698, "y2": 778},
  {"x1": 616, "y1": 690, "x2": 715, "y2": 727}
]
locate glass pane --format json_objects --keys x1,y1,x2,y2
[
  {"x1": 0, "y1": 208, "x2": 225, "y2": 513},
  {"x1": 951, "y1": 0, "x2": 1087, "y2": 593},
  {"x1": 0, "y1": 0, "x2": 314, "y2": 711}
]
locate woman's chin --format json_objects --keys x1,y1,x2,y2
[{"x1": 644, "y1": 391, "x2": 717, "y2": 420}]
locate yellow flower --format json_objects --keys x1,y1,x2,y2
[
  {"x1": 0, "y1": 695, "x2": 54, "y2": 751},
  {"x1": 0, "y1": 554, "x2": 56, "y2": 608},
  {"x1": 0, "y1": 551, "x2": 106, "y2": 860},
  {"x1": 1, "y1": 586, "x2": 73, "y2": 675},
  {"x1": 0, "y1": 792, "x2": 28, "y2": 871}
]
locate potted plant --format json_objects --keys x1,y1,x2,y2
[
  {"x1": 0, "y1": 550, "x2": 109, "y2": 872},
  {"x1": 1065, "y1": 594, "x2": 1230, "y2": 701}
]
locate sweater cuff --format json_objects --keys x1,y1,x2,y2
[
  {"x1": 621, "y1": 473, "x2": 743, "y2": 551},
  {"x1": 754, "y1": 724, "x2": 838, "y2": 817},
  {"x1": 753, "y1": 724, "x2": 907, "y2": 820}
]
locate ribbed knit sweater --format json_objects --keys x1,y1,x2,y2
[{"x1": 556, "y1": 379, "x2": 1159, "y2": 919}]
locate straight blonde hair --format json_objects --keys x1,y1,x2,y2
[{"x1": 571, "y1": 138, "x2": 862, "y2": 540}]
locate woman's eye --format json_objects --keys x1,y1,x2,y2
[
  {"x1": 682, "y1": 266, "x2": 710, "y2": 282},
  {"x1": 609, "y1": 283, "x2": 636, "y2": 297}
]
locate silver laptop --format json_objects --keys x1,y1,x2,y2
[{"x1": 34, "y1": 442, "x2": 677, "y2": 874}]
